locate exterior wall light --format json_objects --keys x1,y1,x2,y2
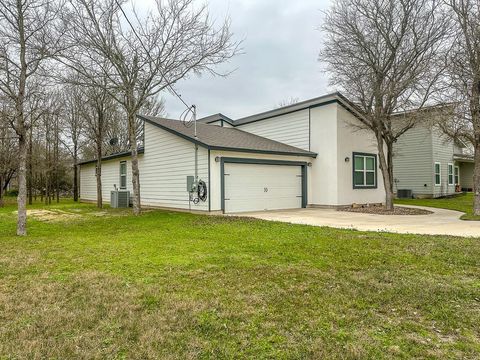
[
  {"x1": 307, "y1": 162, "x2": 312, "y2": 167},
  {"x1": 215, "y1": 156, "x2": 221, "y2": 162},
  {"x1": 345, "y1": 156, "x2": 350, "y2": 163}
]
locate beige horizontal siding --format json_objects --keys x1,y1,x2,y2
[
  {"x1": 79, "y1": 121, "x2": 209, "y2": 211},
  {"x1": 236, "y1": 109, "x2": 310, "y2": 150},
  {"x1": 393, "y1": 125, "x2": 433, "y2": 196}
]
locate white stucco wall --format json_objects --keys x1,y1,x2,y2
[
  {"x1": 308, "y1": 104, "x2": 339, "y2": 205},
  {"x1": 335, "y1": 105, "x2": 386, "y2": 205}
]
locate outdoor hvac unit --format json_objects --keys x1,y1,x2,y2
[
  {"x1": 111, "y1": 190, "x2": 130, "y2": 208},
  {"x1": 397, "y1": 189, "x2": 413, "y2": 199}
]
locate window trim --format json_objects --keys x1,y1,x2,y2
[
  {"x1": 434, "y1": 162, "x2": 441, "y2": 186},
  {"x1": 119, "y1": 161, "x2": 127, "y2": 189},
  {"x1": 447, "y1": 163, "x2": 454, "y2": 186},
  {"x1": 454, "y1": 165, "x2": 460, "y2": 185},
  {"x1": 352, "y1": 152, "x2": 377, "y2": 189}
]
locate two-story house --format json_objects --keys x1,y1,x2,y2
[{"x1": 393, "y1": 122, "x2": 474, "y2": 198}]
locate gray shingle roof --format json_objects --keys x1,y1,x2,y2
[{"x1": 138, "y1": 115, "x2": 317, "y2": 158}]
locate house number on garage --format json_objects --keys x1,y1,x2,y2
[{"x1": 264, "y1": 187, "x2": 268, "y2": 192}]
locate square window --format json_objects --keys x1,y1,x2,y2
[{"x1": 353, "y1": 153, "x2": 376, "y2": 189}]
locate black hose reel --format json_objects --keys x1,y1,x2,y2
[
  {"x1": 197, "y1": 180, "x2": 207, "y2": 202},
  {"x1": 190, "y1": 179, "x2": 207, "y2": 204}
]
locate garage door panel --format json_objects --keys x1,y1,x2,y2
[{"x1": 224, "y1": 162, "x2": 303, "y2": 213}]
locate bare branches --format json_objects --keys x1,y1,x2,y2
[
  {"x1": 59, "y1": 0, "x2": 239, "y2": 214},
  {"x1": 0, "y1": 0, "x2": 63, "y2": 235},
  {"x1": 320, "y1": 0, "x2": 450, "y2": 209},
  {"x1": 442, "y1": 0, "x2": 480, "y2": 214}
]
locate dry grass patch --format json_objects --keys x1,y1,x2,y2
[{"x1": 20, "y1": 209, "x2": 81, "y2": 222}]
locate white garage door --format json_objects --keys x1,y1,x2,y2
[{"x1": 224, "y1": 162, "x2": 303, "y2": 213}]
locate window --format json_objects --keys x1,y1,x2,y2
[
  {"x1": 120, "y1": 161, "x2": 127, "y2": 189},
  {"x1": 434, "y1": 162, "x2": 441, "y2": 186},
  {"x1": 448, "y1": 163, "x2": 454, "y2": 185},
  {"x1": 353, "y1": 153, "x2": 377, "y2": 188},
  {"x1": 455, "y1": 166, "x2": 460, "y2": 185}
]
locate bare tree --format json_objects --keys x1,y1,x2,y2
[
  {"x1": 104, "y1": 96, "x2": 165, "y2": 155},
  {"x1": 0, "y1": 0, "x2": 61, "y2": 235},
  {"x1": 441, "y1": 0, "x2": 480, "y2": 215},
  {"x1": 0, "y1": 102, "x2": 18, "y2": 206},
  {"x1": 81, "y1": 82, "x2": 116, "y2": 208},
  {"x1": 61, "y1": 0, "x2": 239, "y2": 215},
  {"x1": 320, "y1": 0, "x2": 450, "y2": 210},
  {"x1": 60, "y1": 84, "x2": 86, "y2": 202}
]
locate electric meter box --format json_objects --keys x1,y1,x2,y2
[{"x1": 186, "y1": 176, "x2": 196, "y2": 192}]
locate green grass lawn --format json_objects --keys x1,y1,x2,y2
[
  {"x1": 395, "y1": 193, "x2": 480, "y2": 221},
  {"x1": 0, "y1": 199, "x2": 479, "y2": 359}
]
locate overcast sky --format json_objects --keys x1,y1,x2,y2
[{"x1": 142, "y1": 0, "x2": 332, "y2": 119}]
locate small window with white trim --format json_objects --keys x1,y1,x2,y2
[
  {"x1": 434, "y1": 162, "x2": 441, "y2": 186},
  {"x1": 455, "y1": 166, "x2": 460, "y2": 185},
  {"x1": 120, "y1": 161, "x2": 127, "y2": 189},
  {"x1": 448, "y1": 163, "x2": 454, "y2": 185},
  {"x1": 353, "y1": 153, "x2": 377, "y2": 188}
]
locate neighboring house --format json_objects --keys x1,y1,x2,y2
[
  {"x1": 393, "y1": 123, "x2": 474, "y2": 198},
  {"x1": 79, "y1": 92, "x2": 386, "y2": 213}
]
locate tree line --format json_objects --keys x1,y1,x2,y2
[{"x1": 0, "y1": 0, "x2": 239, "y2": 235}]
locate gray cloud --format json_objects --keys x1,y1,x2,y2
[{"x1": 159, "y1": 0, "x2": 332, "y2": 119}]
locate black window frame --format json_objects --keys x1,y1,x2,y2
[{"x1": 352, "y1": 152, "x2": 377, "y2": 189}]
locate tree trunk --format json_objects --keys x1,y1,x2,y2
[
  {"x1": 96, "y1": 141, "x2": 103, "y2": 208},
  {"x1": 73, "y1": 143, "x2": 78, "y2": 201},
  {"x1": 0, "y1": 176, "x2": 3, "y2": 208},
  {"x1": 474, "y1": 144, "x2": 480, "y2": 216},
  {"x1": 376, "y1": 133, "x2": 395, "y2": 210},
  {"x1": 17, "y1": 134, "x2": 27, "y2": 235},
  {"x1": 471, "y1": 79, "x2": 480, "y2": 216},
  {"x1": 15, "y1": 0, "x2": 28, "y2": 235},
  {"x1": 127, "y1": 112, "x2": 141, "y2": 215},
  {"x1": 73, "y1": 163, "x2": 78, "y2": 202},
  {"x1": 28, "y1": 125, "x2": 33, "y2": 205},
  {"x1": 55, "y1": 116, "x2": 59, "y2": 203}
]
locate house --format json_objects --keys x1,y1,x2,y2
[
  {"x1": 79, "y1": 92, "x2": 386, "y2": 213},
  {"x1": 393, "y1": 122, "x2": 474, "y2": 198}
]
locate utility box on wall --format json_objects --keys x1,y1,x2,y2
[{"x1": 186, "y1": 176, "x2": 196, "y2": 192}]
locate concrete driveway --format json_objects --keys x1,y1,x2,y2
[{"x1": 232, "y1": 206, "x2": 480, "y2": 237}]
